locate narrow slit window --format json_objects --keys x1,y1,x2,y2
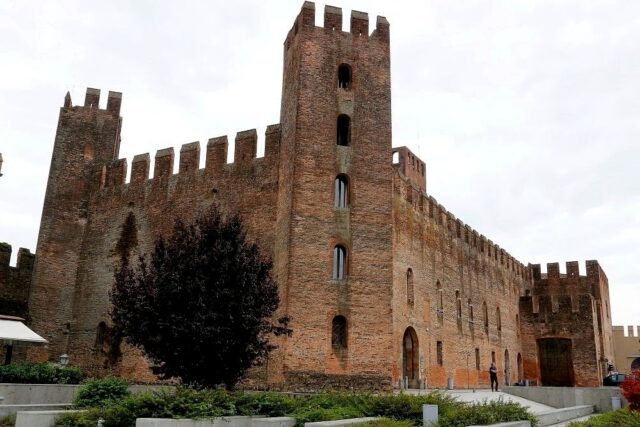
[
  {"x1": 337, "y1": 115, "x2": 350, "y2": 146},
  {"x1": 333, "y1": 245, "x2": 347, "y2": 280},
  {"x1": 334, "y1": 175, "x2": 349, "y2": 208},
  {"x1": 496, "y1": 307, "x2": 502, "y2": 331},
  {"x1": 406, "y1": 268, "x2": 414, "y2": 305},
  {"x1": 483, "y1": 301, "x2": 489, "y2": 330},
  {"x1": 475, "y1": 348, "x2": 481, "y2": 370},
  {"x1": 332, "y1": 315, "x2": 348, "y2": 350},
  {"x1": 436, "y1": 341, "x2": 443, "y2": 366},
  {"x1": 95, "y1": 321, "x2": 107, "y2": 348},
  {"x1": 338, "y1": 64, "x2": 352, "y2": 89}
]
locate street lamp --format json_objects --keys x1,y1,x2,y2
[{"x1": 59, "y1": 353, "x2": 69, "y2": 367}]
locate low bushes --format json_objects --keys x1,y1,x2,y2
[
  {"x1": 567, "y1": 408, "x2": 640, "y2": 426},
  {"x1": 74, "y1": 377, "x2": 131, "y2": 408},
  {"x1": 53, "y1": 387, "x2": 536, "y2": 427},
  {"x1": 0, "y1": 363, "x2": 82, "y2": 384}
]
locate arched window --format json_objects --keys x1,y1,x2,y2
[
  {"x1": 406, "y1": 268, "x2": 414, "y2": 305},
  {"x1": 483, "y1": 301, "x2": 489, "y2": 331},
  {"x1": 338, "y1": 64, "x2": 351, "y2": 89},
  {"x1": 332, "y1": 315, "x2": 348, "y2": 351},
  {"x1": 496, "y1": 307, "x2": 502, "y2": 331},
  {"x1": 468, "y1": 298, "x2": 474, "y2": 324},
  {"x1": 455, "y1": 290, "x2": 462, "y2": 318},
  {"x1": 332, "y1": 245, "x2": 347, "y2": 280},
  {"x1": 392, "y1": 151, "x2": 399, "y2": 164},
  {"x1": 436, "y1": 281, "x2": 443, "y2": 316},
  {"x1": 334, "y1": 175, "x2": 349, "y2": 208},
  {"x1": 337, "y1": 115, "x2": 350, "y2": 146}
]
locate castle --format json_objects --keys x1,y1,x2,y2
[{"x1": 0, "y1": 2, "x2": 614, "y2": 390}]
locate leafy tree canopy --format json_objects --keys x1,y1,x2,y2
[{"x1": 110, "y1": 207, "x2": 290, "y2": 388}]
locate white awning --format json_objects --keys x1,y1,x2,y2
[{"x1": 0, "y1": 318, "x2": 47, "y2": 344}]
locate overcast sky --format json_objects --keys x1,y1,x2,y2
[{"x1": 1, "y1": 1, "x2": 638, "y2": 326}]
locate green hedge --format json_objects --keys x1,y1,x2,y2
[
  {"x1": 53, "y1": 388, "x2": 537, "y2": 427},
  {"x1": 0, "y1": 363, "x2": 82, "y2": 384},
  {"x1": 74, "y1": 378, "x2": 131, "y2": 408}
]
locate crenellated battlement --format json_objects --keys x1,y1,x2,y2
[
  {"x1": 529, "y1": 260, "x2": 607, "y2": 300},
  {"x1": 284, "y1": 2, "x2": 389, "y2": 52},
  {"x1": 519, "y1": 293, "x2": 594, "y2": 316},
  {"x1": 0, "y1": 242, "x2": 35, "y2": 318},
  {"x1": 0, "y1": 243, "x2": 34, "y2": 274},
  {"x1": 63, "y1": 87, "x2": 122, "y2": 117},
  {"x1": 393, "y1": 170, "x2": 530, "y2": 280},
  {"x1": 98, "y1": 125, "x2": 281, "y2": 189}
]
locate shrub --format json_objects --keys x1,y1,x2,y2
[
  {"x1": 366, "y1": 392, "x2": 457, "y2": 424},
  {"x1": 234, "y1": 391, "x2": 298, "y2": 417},
  {"x1": 567, "y1": 408, "x2": 640, "y2": 426},
  {"x1": 438, "y1": 399, "x2": 537, "y2": 427},
  {"x1": 0, "y1": 363, "x2": 82, "y2": 384},
  {"x1": 0, "y1": 414, "x2": 15, "y2": 427},
  {"x1": 74, "y1": 377, "x2": 130, "y2": 408},
  {"x1": 620, "y1": 371, "x2": 640, "y2": 411},
  {"x1": 54, "y1": 389, "x2": 536, "y2": 427}
]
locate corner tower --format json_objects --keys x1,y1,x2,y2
[
  {"x1": 275, "y1": 3, "x2": 394, "y2": 388},
  {"x1": 28, "y1": 89, "x2": 122, "y2": 361}
]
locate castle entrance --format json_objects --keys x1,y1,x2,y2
[
  {"x1": 402, "y1": 327, "x2": 419, "y2": 388},
  {"x1": 538, "y1": 338, "x2": 575, "y2": 386}
]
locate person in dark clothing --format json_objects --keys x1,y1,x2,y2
[{"x1": 489, "y1": 362, "x2": 499, "y2": 391}]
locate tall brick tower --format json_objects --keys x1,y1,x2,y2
[
  {"x1": 274, "y1": 3, "x2": 395, "y2": 388},
  {"x1": 28, "y1": 89, "x2": 122, "y2": 361}
]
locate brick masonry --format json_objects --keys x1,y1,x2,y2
[{"x1": 0, "y1": 2, "x2": 613, "y2": 390}]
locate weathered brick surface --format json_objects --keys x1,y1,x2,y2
[
  {"x1": 18, "y1": 2, "x2": 613, "y2": 390},
  {"x1": 0, "y1": 243, "x2": 34, "y2": 318},
  {"x1": 519, "y1": 261, "x2": 614, "y2": 387}
]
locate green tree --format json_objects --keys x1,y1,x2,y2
[{"x1": 110, "y1": 206, "x2": 290, "y2": 388}]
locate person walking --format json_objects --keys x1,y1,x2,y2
[{"x1": 489, "y1": 362, "x2": 499, "y2": 392}]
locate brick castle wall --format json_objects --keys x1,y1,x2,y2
[
  {"x1": 0, "y1": 243, "x2": 34, "y2": 318},
  {"x1": 20, "y1": 2, "x2": 613, "y2": 390}
]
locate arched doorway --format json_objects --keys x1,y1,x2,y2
[
  {"x1": 402, "y1": 327, "x2": 419, "y2": 388},
  {"x1": 517, "y1": 353, "x2": 523, "y2": 383},
  {"x1": 504, "y1": 349, "x2": 510, "y2": 386}
]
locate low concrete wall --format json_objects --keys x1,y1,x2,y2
[
  {"x1": 469, "y1": 422, "x2": 530, "y2": 427},
  {"x1": 503, "y1": 386, "x2": 626, "y2": 412},
  {"x1": 305, "y1": 418, "x2": 379, "y2": 427},
  {"x1": 0, "y1": 383, "x2": 174, "y2": 406},
  {"x1": 136, "y1": 416, "x2": 296, "y2": 427},
  {"x1": 0, "y1": 403, "x2": 71, "y2": 418},
  {"x1": 0, "y1": 384, "x2": 78, "y2": 405},
  {"x1": 15, "y1": 410, "x2": 81, "y2": 427},
  {"x1": 536, "y1": 405, "x2": 593, "y2": 427}
]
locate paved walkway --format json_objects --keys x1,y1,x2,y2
[{"x1": 405, "y1": 389, "x2": 555, "y2": 415}]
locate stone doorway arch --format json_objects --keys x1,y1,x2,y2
[{"x1": 402, "y1": 327, "x2": 419, "y2": 388}]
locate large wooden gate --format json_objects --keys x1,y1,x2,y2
[{"x1": 538, "y1": 338, "x2": 575, "y2": 386}]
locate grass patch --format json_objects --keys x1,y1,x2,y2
[{"x1": 567, "y1": 408, "x2": 640, "y2": 426}]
